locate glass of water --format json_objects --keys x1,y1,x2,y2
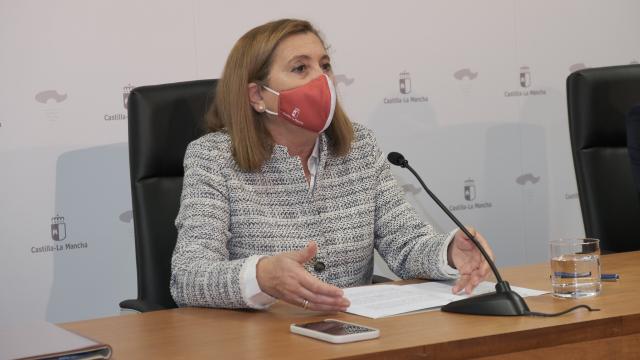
[{"x1": 550, "y1": 238, "x2": 601, "y2": 298}]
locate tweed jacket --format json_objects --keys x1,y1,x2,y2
[{"x1": 170, "y1": 122, "x2": 455, "y2": 308}]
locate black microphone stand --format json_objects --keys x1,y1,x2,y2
[{"x1": 388, "y1": 152, "x2": 530, "y2": 316}]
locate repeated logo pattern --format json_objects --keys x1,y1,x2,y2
[
  {"x1": 516, "y1": 173, "x2": 541, "y2": 185},
  {"x1": 123, "y1": 84, "x2": 134, "y2": 109},
  {"x1": 448, "y1": 178, "x2": 493, "y2": 212},
  {"x1": 464, "y1": 179, "x2": 476, "y2": 201},
  {"x1": 35, "y1": 90, "x2": 67, "y2": 104},
  {"x1": 51, "y1": 214, "x2": 67, "y2": 241},
  {"x1": 399, "y1": 71, "x2": 411, "y2": 94},
  {"x1": 453, "y1": 68, "x2": 478, "y2": 80},
  {"x1": 519, "y1": 66, "x2": 531, "y2": 88}
]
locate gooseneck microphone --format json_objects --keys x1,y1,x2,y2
[{"x1": 387, "y1": 151, "x2": 529, "y2": 316}]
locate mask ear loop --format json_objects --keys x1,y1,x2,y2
[
  {"x1": 320, "y1": 74, "x2": 336, "y2": 133},
  {"x1": 261, "y1": 85, "x2": 279, "y2": 116}
]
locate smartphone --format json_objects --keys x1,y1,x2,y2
[{"x1": 290, "y1": 319, "x2": 380, "y2": 344}]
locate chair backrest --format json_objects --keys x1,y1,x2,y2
[
  {"x1": 567, "y1": 64, "x2": 640, "y2": 252},
  {"x1": 626, "y1": 105, "x2": 640, "y2": 195},
  {"x1": 128, "y1": 79, "x2": 217, "y2": 308}
]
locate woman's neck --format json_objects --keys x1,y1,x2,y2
[{"x1": 266, "y1": 118, "x2": 317, "y2": 160}]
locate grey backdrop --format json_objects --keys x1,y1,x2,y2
[{"x1": 1, "y1": 0, "x2": 639, "y2": 325}]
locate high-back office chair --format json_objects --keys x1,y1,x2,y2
[
  {"x1": 567, "y1": 64, "x2": 640, "y2": 252},
  {"x1": 120, "y1": 79, "x2": 217, "y2": 312},
  {"x1": 626, "y1": 105, "x2": 640, "y2": 197}
]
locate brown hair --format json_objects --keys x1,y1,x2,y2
[{"x1": 207, "y1": 19, "x2": 354, "y2": 171}]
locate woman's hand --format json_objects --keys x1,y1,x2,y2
[
  {"x1": 256, "y1": 241, "x2": 350, "y2": 311},
  {"x1": 447, "y1": 227, "x2": 494, "y2": 294}
]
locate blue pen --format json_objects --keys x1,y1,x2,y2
[
  {"x1": 554, "y1": 271, "x2": 591, "y2": 278},
  {"x1": 601, "y1": 273, "x2": 620, "y2": 281},
  {"x1": 553, "y1": 272, "x2": 619, "y2": 281}
]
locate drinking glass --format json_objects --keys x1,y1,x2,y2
[{"x1": 550, "y1": 238, "x2": 601, "y2": 298}]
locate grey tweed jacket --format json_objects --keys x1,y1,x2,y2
[{"x1": 170, "y1": 122, "x2": 455, "y2": 308}]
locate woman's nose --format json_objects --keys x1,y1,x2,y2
[{"x1": 309, "y1": 65, "x2": 324, "y2": 78}]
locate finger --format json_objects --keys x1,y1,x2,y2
[
  {"x1": 286, "y1": 293, "x2": 311, "y2": 310},
  {"x1": 282, "y1": 241, "x2": 318, "y2": 264},
  {"x1": 301, "y1": 241, "x2": 318, "y2": 262},
  {"x1": 465, "y1": 282, "x2": 475, "y2": 294},
  {"x1": 307, "y1": 301, "x2": 348, "y2": 312},
  {"x1": 298, "y1": 271, "x2": 344, "y2": 297},
  {"x1": 452, "y1": 275, "x2": 471, "y2": 294},
  {"x1": 278, "y1": 266, "x2": 348, "y2": 308},
  {"x1": 297, "y1": 286, "x2": 350, "y2": 308},
  {"x1": 468, "y1": 260, "x2": 493, "y2": 291},
  {"x1": 466, "y1": 271, "x2": 484, "y2": 294},
  {"x1": 479, "y1": 259, "x2": 492, "y2": 279},
  {"x1": 463, "y1": 268, "x2": 483, "y2": 294},
  {"x1": 284, "y1": 291, "x2": 346, "y2": 312}
]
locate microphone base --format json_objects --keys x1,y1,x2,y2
[{"x1": 441, "y1": 282, "x2": 530, "y2": 316}]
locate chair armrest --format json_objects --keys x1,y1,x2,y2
[{"x1": 119, "y1": 299, "x2": 170, "y2": 313}]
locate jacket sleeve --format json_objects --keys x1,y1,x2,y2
[
  {"x1": 369, "y1": 131, "x2": 457, "y2": 280},
  {"x1": 170, "y1": 139, "x2": 251, "y2": 308}
]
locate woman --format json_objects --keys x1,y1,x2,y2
[{"x1": 170, "y1": 19, "x2": 494, "y2": 312}]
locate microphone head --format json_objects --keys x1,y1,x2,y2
[{"x1": 387, "y1": 152, "x2": 408, "y2": 167}]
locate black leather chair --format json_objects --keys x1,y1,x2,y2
[
  {"x1": 119, "y1": 78, "x2": 393, "y2": 312},
  {"x1": 120, "y1": 79, "x2": 217, "y2": 312},
  {"x1": 567, "y1": 64, "x2": 640, "y2": 252},
  {"x1": 626, "y1": 105, "x2": 640, "y2": 196}
]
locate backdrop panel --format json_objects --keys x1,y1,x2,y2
[{"x1": 1, "y1": 0, "x2": 639, "y2": 324}]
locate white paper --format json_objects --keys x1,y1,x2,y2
[{"x1": 343, "y1": 281, "x2": 548, "y2": 319}]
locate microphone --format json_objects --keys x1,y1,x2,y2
[{"x1": 387, "y1": 151, "x2": 530, "y2": 316}]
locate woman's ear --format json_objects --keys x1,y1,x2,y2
[{"x1": 248, "y1": 82, "x2": 266, "y2": 112}]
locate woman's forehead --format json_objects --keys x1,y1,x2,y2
[{"x1": 273, "y1": 33, "x2": 327, "y2": 64}]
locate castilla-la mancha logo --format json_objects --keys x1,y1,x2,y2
[
  {"x1": 51, "y1": 214, "x2": 67, "y2": 241},
  {"x1": 464, "y1": 179, "x2": 476, "y2": 201},
  {"x1": 448, "y1": 178, "x2": 493, "y2": 212},
  {"x1": 104, "y1": 83, "x2": 133, "y2": 121},
  {"x1": 123, "y1": 84, "x2": 134, "y2": 110},
  {"x1": 519, "y1": 66, "x2": 531, "y2": 88},
  {"x1": 383, "y1": 70, "x2": 428, "y2": 105},
  {"x1": 291, "y1": 107, "x2": 301, "y2": 120},
  {"x1": 31, "y1": 213, "x2": 89, "y2": 254},
  {"x1": 504, "y1": 66, "x2": 546, "y2": 98},
  {"x1": 399, "y1": 71, "x2": 411, "y2": 94}
]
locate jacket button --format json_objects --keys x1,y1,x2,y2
[{"x1": 314, "y1": 261, "x2": 326, "y2": 273}]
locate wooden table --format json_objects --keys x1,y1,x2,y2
[{"x1": 61, "y1": 252, "x2": 640, "y2": 359}]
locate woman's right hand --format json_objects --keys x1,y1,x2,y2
[{"x1": 256, "y1": 241, "x2": 350, "y2": 312}]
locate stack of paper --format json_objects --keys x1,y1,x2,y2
[{"x1": 344, "y1": 281, "x2": 547, "y2": 319}]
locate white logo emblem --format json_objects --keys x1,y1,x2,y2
[
  {"x1": 399, "y1": 71, "x2": 411, "y2": 94},
  {"x1": 291, "y1": 107, "x2": 301, "y2": 120},
  {"x1": 519, "y1": 66, "x2": 531, "y2": 88},
  {"x1": 123, "y1": 84, "x2": 134, "y2": 110},
  {"x1": 51, "y1": 214, "x2": 67, "y2": 241},
  {"x1": 464, "y1": 179, "x2": 476, "y2": 201}
]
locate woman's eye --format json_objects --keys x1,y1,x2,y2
[
  {"x1": 322, "y1": 63, "x2": 332, "y2": 72},
  {"x1": 292, "y1": 64, "x2": 306, "y2": 73}
]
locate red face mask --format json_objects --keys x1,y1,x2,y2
[{"x1": 262, "y1": 74, "x2": 336, "y2": 133}]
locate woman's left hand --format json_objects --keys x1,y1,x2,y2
[{"x1": 447, "y1": 227, "x2": 494, "y2": 294}]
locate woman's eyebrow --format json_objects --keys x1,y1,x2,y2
[{"x1": 286, "y1": 54, "x2": 330, "y2": 65}]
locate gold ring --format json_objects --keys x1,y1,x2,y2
[{"x1": 302, "y1": 299, "x2": 309, "y2": 310}]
